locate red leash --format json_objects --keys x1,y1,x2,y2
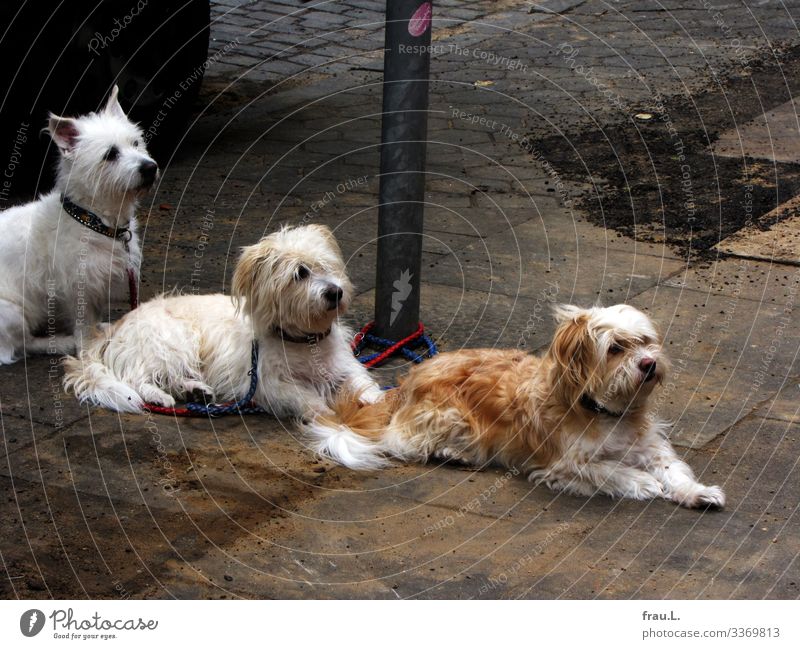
[
  {"x1": 144, "y1": 403, "x2": 191, "y2": 416},
  {"x1": 352, "y1": 321, "x2": 436, "y2": 368},
  {"x1": 127, "y1": 267, "x2": 138, "y2": 310}
]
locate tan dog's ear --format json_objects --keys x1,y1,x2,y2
[
  {"x1": 552, "y1": 303, "x2": 586, "y2": 325},
  {"x1": 548, "y1": 308, "x2": 598, "y2": 398}
]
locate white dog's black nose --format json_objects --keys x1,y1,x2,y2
[
  {"x1": 139, "y1": 160, "x2": 158, "y2": 187},
  {"x1": 324, "y1": 286, "x2": 344, "y2": 310},
  {"x1": 640, "y1": 357, "x2": 657, "y2": 380}
]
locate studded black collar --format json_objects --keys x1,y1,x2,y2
[{"x1": 61, "y1": 195, "x2": 131, "y2": 243}]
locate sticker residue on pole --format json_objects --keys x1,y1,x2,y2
[
  {"x1": 390, "y1": 269, "x2": 413, "y2": 325},
  {"x1": 408, "y1": 3, "x2": 432, "y2": 37}
]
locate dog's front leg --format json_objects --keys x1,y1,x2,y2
[
  {"x1": 637, "y1": 432, "x2": 725, "y2": 509},
  {"x1": 340, "y1": 357, "x2": 383, "y2": 404},
  {"x1": 0, "y1": 299, "x2": 29, "y2": 363},
  {"x1": 534, "y1": 458, "x2": 664, "y2": 501},
  {"x1": 330, "y1": 341, "x2": 383, "y2": 403}
]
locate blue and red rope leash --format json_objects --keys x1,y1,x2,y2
[
  {"x1": 142, "y1": 322, "x2": 437, "y2": 417},
  {"x1": 144, "y1": 341, "x2": 267, "y2": 417},
  {"x1": 351, "y1": 321, "x2": 437, "y2": 368}
]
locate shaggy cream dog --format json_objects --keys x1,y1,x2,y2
[
  {"x1": 63, "y1": 224, "x2": 382, "y2": 418},
  {"x1": 0, "y1": 86, "x2": 158, "y2": 364},
  {"x1": 305, "y1": 304, "x2": 726, "y2": 509}
]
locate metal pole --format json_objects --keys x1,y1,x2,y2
[{"x1": 373, "y1": 1, "x2": 432, "y2": 340}]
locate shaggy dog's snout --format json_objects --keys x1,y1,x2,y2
[
  {"x1": 640, "y1": 357, "x2": 657, "y2": 381},
  {"x1": 324, "y1": 285, "x2": 344, "y2": 310}
]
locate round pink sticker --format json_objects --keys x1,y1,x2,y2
[{"x1": 408, "y1": 2, "x2": 432, "y2": 37}]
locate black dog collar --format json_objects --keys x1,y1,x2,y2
[
  {"x1": 61, "y1": 195, "x2": 131, "y2": 243},
  {"x1": 579, "y1": 394, "x2": 624, "y2": 418},
  {"x1": 274, "y1": 327, "x2": 332, "y2": 345}
]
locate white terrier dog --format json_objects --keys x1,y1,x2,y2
[
  {"x1": 305, "y1": 304, "x2": 726, "y2": 509},
  {"x1": 0, "y1": 86, "x2": 158, "y2": 364},
  {"x1": 63, "y1": 224, "x2": 382, "y2": 419}
]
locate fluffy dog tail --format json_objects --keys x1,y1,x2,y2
[
  {"x1": 62, "y1": 338, "x2": 145, "y2": 413},
  {"x1": 304, "y1": 390, "x2": 398, "y2": 470}
]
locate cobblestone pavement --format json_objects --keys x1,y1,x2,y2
[{"x1": 2, "y1": 1, "x2": 800, "y2": 599}]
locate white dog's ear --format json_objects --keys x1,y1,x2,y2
[
  {"x1": 231, "y1": 239, "x2": 278, "y2": 317},
  {"x1": 103, "y1": 85, "x2": 126, "y2": 119},
  {"x1": 47, "y1": 115, "x2": 80, "y2": 154},
  {"x1": 304, "y1": 224, "x2": 342, "y2": 256},
  {"x1": 231, "y1": 244, "x2": 260, "y2": 311}
]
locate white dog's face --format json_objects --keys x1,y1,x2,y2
[
  {"x1": 232, "y1": 224, "x2": 353, "y2": 337},
  {"x1": 48, "y1": 86, "x2": 158, "y2": 199},
  {"x1": 549, "y1": 304, "x2": 667, "y2": 413}
]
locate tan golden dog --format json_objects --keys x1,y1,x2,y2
[{"x1": 305, "y1": 304, "x2": 725, "y2": 509}]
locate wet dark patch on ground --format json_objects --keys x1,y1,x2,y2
[{"x1": 528, "y1": 45, "x2": 800, "y2": 255}]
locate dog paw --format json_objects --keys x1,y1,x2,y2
[
  {"x1": 527, "y1": 470, "x2": 546, "y2": 484},
  {"x1": 358, "y1": 385, "x2": 384, "y2": 404},
  {"x1": 139, "y1": 386, "x2": 176, "y2": 408},
  {"x1": 182, "y1": 380, "x2": 214, "y2": 397},
  {"x1": 686, "y1": 485, "x2": 726, "y2": 510},
  {"x1": 433, "y1": 446, "x2": 471, "y2": 464},
  {"x1": 667, "y1": 483, "x2": 726, "y2": 509},
  {"x1": 626, "y1": 475, "x2": 664, "y2": 500}
]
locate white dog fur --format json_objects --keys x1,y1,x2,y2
[
  {"x1": 0, "y1": 86, "x2": 158, "y2": 364},
  {"x1": 63, "y1": 224, "x2": 382, "y2": 419},
  {"x1": 305, "y1": 304, "x2": 726, "y2": 509}
]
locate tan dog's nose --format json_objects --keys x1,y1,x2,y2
[{"x1": 639, "y1": 357, "x2": 657, "y2": 380}]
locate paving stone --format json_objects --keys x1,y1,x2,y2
[
  {"x1": 0, "y1": 357, "x2": 90, "y2": 429},
  {"x1": 712, "y1": 96, "x2": 800, "y2": 164},
  {"x1": 140, "y1": 465, "x2": 591, "y2": 599},
  {"x1": 0, "y1": 416, "x2": 68, "y2": 462},
  {"x1": 752, "y1": 381, "x2": 800, "y2": 424},
  {"x1": 429, "y1": 245, "x2": 683, "y2": 307},
  {"x1": 663, "y1": 256, "x2": 800, "y2": 304},
  {"x1": 715, "y1": 202, "x2": 800, "y2": 266},
  {"x1": 630, "y1": 285, "x2": 800, "y2": 447}
]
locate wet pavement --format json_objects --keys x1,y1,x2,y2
[{"x1": 1, "y1": 0, "x2": 799, "y2": 599}]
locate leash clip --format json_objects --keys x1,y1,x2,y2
[{"x1": 119, "y1": 229, "x2": 132, "y2": 253}]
